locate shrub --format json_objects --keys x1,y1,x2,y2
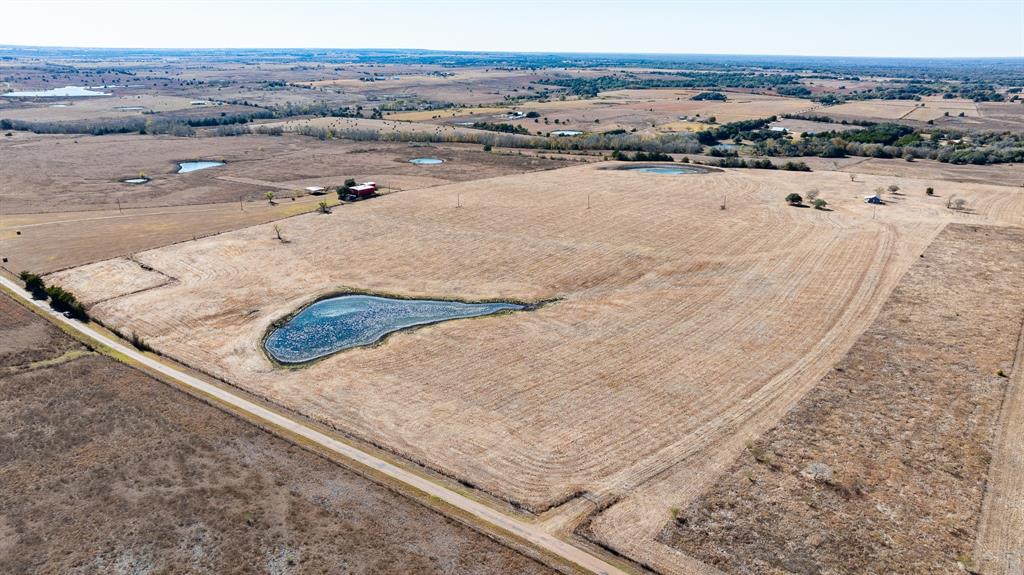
[
  {"x1": 483, "y1": 144, "x2": 492, "y2": 151},
  {"x1": 785, "y1": 193, "x2": 803, "y2": 205},
  {"x1": 43, "y1": 285, "x2": 88, "y2": 321},
  {"x1": 926, "y1": 187, "x2": 935, "y2": 196},
  {"x1": 19, "y1": 271, "x2": 47, "y2": 300},
  {"x1": 813, "y1": 198, "x2": 828, "y2": 210}
]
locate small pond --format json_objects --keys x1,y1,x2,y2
[
  {"x1": 623, "y1": 165, "x2": 704, "y2": 175},
  {"x1": 551, "y1": 130, "x2": 583, "y2": 137},
  {"x1": 122, "y1": 177, "x2": 150, "y2": 184},
  {"x1": 265, "y1": 294, "x2": 524, "y2": 363},
  {"x1": 410, "y1": 158, "x2": 444, "y2": 165},
  {"x1": 177, "y1": 161, "x2": 225, "y2": 173},
  {"x1": 4, "y1": 86, "x2": 111, "y2": 97}
]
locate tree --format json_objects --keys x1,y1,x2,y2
[
  {"x1": 19, "y1": 271, "x2": 46, "y2": 300},
  {"x1": 265, "y1": 191, "x2": 275, "y2": 205},
  {"x1": 813, "y1": 198, "x2": 828, "y2": 210},
  {"x1": 926, "y1": 187, "x2": 935, "y2": 196},
  {"x1": 806, "y1": 189, "x2": 820, "y2": 201},
  {"x1": 887, "y1": 184, "x2": 900, "y2": 194},
  {"x1": 318, "y1": 201, "x2": 331, "y2": 214},
  {"x1": 785, "y1": 193, "x2": 803, "y2": 206}
]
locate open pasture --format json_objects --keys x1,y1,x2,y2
[{"x1": 0, "y1": 131, "x2": 565, "y2": 213}]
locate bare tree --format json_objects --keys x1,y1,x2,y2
[{"x1": 806, "y1": 189, "x2": 820, "y2": 202}]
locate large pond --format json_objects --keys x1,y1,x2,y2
[
  {"x1": 4, "y1": 86, "x2": 111, "y2": 97},
  {"x1": 410, "y1": 157, "x2": 444, "y2": 165},
  {"x1": 623, "y1": 165, "x2": 705, "y2": 175},
  {"x1": 177, "y1": 161, "x2": 225, "y2": 173},
  {"x1": 265, "y1": 294, "x2": 524, "y2": 363}
]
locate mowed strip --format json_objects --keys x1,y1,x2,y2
[{"x1": 662, "y1": 224, "x2": 1024, "y2": 574}]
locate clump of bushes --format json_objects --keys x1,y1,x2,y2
[
  {"x1": 18, "y1": 271, "x2": 47, "y2": 300},
  {"x1": 611, "y1": 150, "x2": 673, "y2": 162},
  {"x1": 44, "y1": 285, "x2": 89, "y2": 321}
]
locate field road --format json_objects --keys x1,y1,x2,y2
[{"x1": 0, "y1": 274, "x2": 629, "y2": 575}]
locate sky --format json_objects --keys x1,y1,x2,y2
[{"x1": 3, "y1": 0, "x2": 1022, "y2": 58}]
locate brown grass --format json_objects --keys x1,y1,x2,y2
[
  {"x1": 661, "y1": 224, "x2": 1024, "y2": 574},
  {"x1": 0, "y1": 292, "x2": 555, "y2": 575},
  {"x1": 48, "y1": 163, "x2": 1022, "y2": 525}
]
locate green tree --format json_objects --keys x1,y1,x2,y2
[
  {"x1": 813, "y1": 198, "x2": 828, "y2": 210},
  {"x1": 785, "y1": 193, "x2": 803, "y2": 205}
]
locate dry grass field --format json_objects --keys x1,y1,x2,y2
[
  {"x1": 387, "y1": 89, "x2": 813, "y2": 135},
  {"x1": 48, "y1": 160, "x2": 1023, "y2": 575},
  {"x1": 662, "y1": 224, "x2": 1024, "y2": 575},
  {"x1": 0, "y1": 95, "x2": 234, "y2": 122},
  {"x1": 0, "y1": 292, "x2": 555, "y2": 575},
  {"x1": 0, "y1": 132, "x2": 565, "y2": 213}
]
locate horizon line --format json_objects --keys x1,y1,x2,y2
[{"x1": 1, "y1": 44, "x2": 1021, "y2": 61}]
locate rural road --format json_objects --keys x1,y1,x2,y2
[{"x1": 0, "y1": 275, "x2": 629, "y2": 575}]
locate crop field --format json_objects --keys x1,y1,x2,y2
[
  {"x1": 0, "y1": 292, "x2": 554, "y2": 575},
  {"x1": 47, "y1": 161, "x2": 1024, "y2": 572}
]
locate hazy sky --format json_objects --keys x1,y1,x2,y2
[{"x1": 4, "y1": 0, "x2": 1022, "y2": 58}]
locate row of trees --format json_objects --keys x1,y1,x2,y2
[{"x1": 18, "y1": 271, "x2": 88, "y2": 321}]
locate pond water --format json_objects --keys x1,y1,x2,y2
[
  {"x1": 410, "y1": 158, "x2": 444, "y2": 165},
  {"x1": 122, "y1": 178, "x2": 149, "y2": 184},
  {"x1": 623, "y1": 165, "x2": 704, "y2": 175},
  {"x1": 4, "y1": 86, "x2": 111, "y2": 97},
  {"x1": 177, "y1": 161, "x2": 225, "y2": 173},
  {"x1": 551, "y1": 130, "x2": 583, "y2": 137},
  {"x1": 265, "y1": 294, "x2": 524, "y2": 363}
]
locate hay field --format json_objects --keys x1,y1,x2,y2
[{"x1": 49, "y1": 162, "x2": 1023, "y2": 528}]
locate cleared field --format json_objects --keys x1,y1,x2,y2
[
  {"x1": 662, "y1": 224, "x2": 1024, "y2": 574},
  {"x1": 387, "y1": 90, "x2": 813, "y2": 135},
  {"x1": 0, "y1": 292, "x2": 555, "y2": 575},
  {"x1": 0, "y1": 131, "x2": 565, "y2": 213},
  {"x1": 49, "y1": 162, "x2": 1023, "y2": 525},
  {"x1": 0, "y1": 94, "x2": 231, "y2": 122},
  {"x1": 0, "y1": 197, "x2": 341, "y2": 274}
]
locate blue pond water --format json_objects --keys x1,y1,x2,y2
[
  {"x1": 410, "y1": 158, "x2": 444, "y2": 165},
  {"x1": 265, "y1": 295, "x2": 523, "y2": 363},
  {"x1": 177, "y1": 161, "x2": 225, "y2": 173},
  {"x1": 625, "y1": 166, "x2": 703, "y2": 175},
  {"x1": 4, "y1": 86, "x2": 110, "y2": 97}
]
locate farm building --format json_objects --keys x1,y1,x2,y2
[{"x1": 350, "y1": 183, "x2": 377, "y2": 198}]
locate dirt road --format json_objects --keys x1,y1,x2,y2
[{"x1": 0, "y1": 274, "x2": 629, "y2": 575}]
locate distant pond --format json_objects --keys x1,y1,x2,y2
[
  {"x1": 3, "y1": 86, "x2": 111, "y2": 97},
  {"x1": 177, "y1": 161, "x2": 225, "y2": 173},
  {"x1": 410, "y1": 158, "x2": 444, "y2": 165},
  {"x1": 622, "y1": 165, "x2": 705, "y2": 175},
  {"x1": 265, "y1": 294, "x2": 524, "y2": 364}
]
